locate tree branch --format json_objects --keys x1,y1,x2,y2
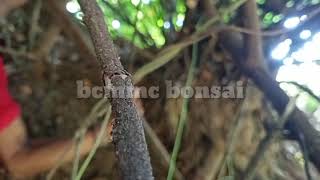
[
  {"x1": 242, "y1": 0, "x2": 267, "y2": 70},
  {"x1": 78, "y1": 0, "x2": 154, "y2": 179},
  {"x1": 219, "y1": 0, "x2": 320, "y2": 173}
]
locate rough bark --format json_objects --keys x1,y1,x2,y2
[{"x1": 78, "y1": 0, "x2": 154, "y2": 179}]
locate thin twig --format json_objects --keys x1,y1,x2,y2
[
  {"x1": 281, "y1": 81, "x2": 320, "y2": 103},
  {"x1": 79, "y1": 98, "x2": 108, "y2": 131},
  {"x1": 28, "y1": 0, "x2": 42, "y2": 49},
  {"x1": 198, "y1": 0, "x2": 248, "y2": 33},
  {"x1": 217, "y1": 98, "x2": 247, "y2": 179},
  {"x1": 74, "y1": 104, "x2": 112, "y2": 180},
  {"x1": 143, "y1": 119, "x2": 184, "y2": 180},
  {"x1": 225, "y1": 5, "x2": 320, "y2": 37},
  {"x1": 46, "y1": 99, "x2": 107, "y2": 180},
  {"x1": 46, "y1": 138, "x2": 76, "y2": 180},
  {"x1": 167, "y1": 43, "x2": 198, "y2": 180},
  {"x1": 71, "y1": 130, "x2": 85, "y2": 180},
  {"x1": 71, "y1": 99, "x2": 109, "y2": 179}
]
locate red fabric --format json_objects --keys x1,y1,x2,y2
[{"x1": 0, "y1": 56, "x2": 20, "y2": 132}]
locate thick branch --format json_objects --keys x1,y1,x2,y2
[
  {"x1": 243, "y1": 0, "x2": 267, "y2": 70},
  {"x1": 219, "y1": 0, "x2": 320, "y2": 173},
  {"x1": 246, "y1": 68, "x2": 320, "y2": 171},
  {"x1": 78, "y1": 0, "x2": 153, "y2": 179},
  {"x1": 79, "y1": 0, "x2": 123, "y2": 76}
]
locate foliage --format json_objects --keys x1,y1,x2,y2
[
  {"x1": 66, "y1": 0, "x2": 320, "y2": 48},
  {"x1": 69, "y1": 0, "x2": 186, "y2": 48}
]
